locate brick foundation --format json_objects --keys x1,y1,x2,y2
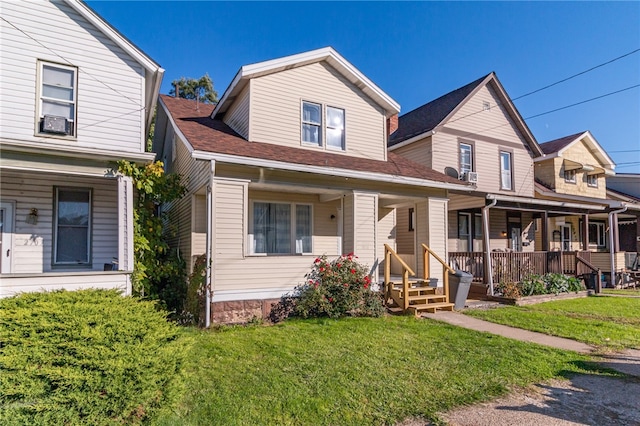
[{"x1": 211, "y1": 298, "x2": 280, "y2": 324}]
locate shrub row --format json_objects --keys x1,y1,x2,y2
[
  {"x1": 496, "y1": 273, "x2": 584, "y2": 299},
  {"x1": 0, "y1": 289, "x2": 187, "y2": 425}
]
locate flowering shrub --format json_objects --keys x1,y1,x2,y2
[{"x1": 270, "y1": 254, "x2": 385, "y2": 321}]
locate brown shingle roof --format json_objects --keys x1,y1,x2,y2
[
  {"x1": 389, "y1": 74, "x2": 490, "y2": 147},
  {"x1": 539, "y1": 131, "x2": 586, "y2": 155},
  {"x1": 160, "y1": 95, "x2": 467, "y2": 186}
]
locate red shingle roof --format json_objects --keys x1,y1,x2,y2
[
  {"x1": 160, "y1": 95, "x2": 467, "y2": 186},
  {"x1": 539, "y1": 131, "x2": 586, "y2": 155}
]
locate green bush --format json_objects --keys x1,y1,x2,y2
[
  {"x1": 0, "y1": 289, "x2": 188, "y2": 425},
  {"x1": 272, "y1": 254, "x2": 385, "y2": 320},
  {"x1": 498, "y1": 273, "x2": 585, "y2": 298}
]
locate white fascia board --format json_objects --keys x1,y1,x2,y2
[
  {"x1": 146, "y1": 68, "x2": 165, "y2": 131},
  {"x1": 212, "y1": 47, "x2": 400, "y2": 117},
  {"x1": 0, "y1": 138, "x2": 155, "y2": 163},
  {"x1": 158, "y1": 98, "x2": 194, "y2": 154},
  {"x1": 388, "y1": 130, "x2": 436, "y2": 151},
  {"x1": 534, "y1": 185, "x2": 617, "y2": 207},
  {"x1": 533, "y1": 152, "x2": 559, "y2": 162},
  {"x1": 192, "y1": 150, "x2": 470, "y2": 192},
  {"x1": 488, "y1": 193, "x2": 606, "y2": 211},
  {"x1": 64, "y1": 0, "x2": 160, "y2": 73}
]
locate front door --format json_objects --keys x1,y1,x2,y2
[
  {"x1": 0, "y1": 202, "x2": 14, "y2": 273},
  {"x1": 560, "y1": 224, "x2": 572, "y2": 251}
]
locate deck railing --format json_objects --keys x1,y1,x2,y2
[{"x1": 448, "y1": 250, "x2": 595, "y2": 285}]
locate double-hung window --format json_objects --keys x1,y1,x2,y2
[
  {"x1": 301, "y1": 102, "x2": 346, "y2": 151},
  {"x1": 587, "y1": 174, "x2": 598, "y2": 187},
  {"x1": 54, "y1": 188, "x2": 91, "y2": 266},
  {"x1": 302, "y1": 102, "x2": 322, "y2": 146},
  {"x1": 326, "y1": 106, "x2": 345, "y2": 150},
  {"x1": 500, "y1": 151, "x2": 513, "y2": 190},
  {"x1": 252, "y1": 202, "x2": 312, "y2": 255},
  {"x1": 38, "y1": 62, "x2": 77, "y2": 136},
  {"x1": 459, "y1": 143, "x2": 473, "y2": 179}
]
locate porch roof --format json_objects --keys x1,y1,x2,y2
[
  {"x1": 159, "y1": 96, "x2": 471, "y2": 190},
  {"x1": 486, "y1": 193, "x2": 607, "y2": 215}
]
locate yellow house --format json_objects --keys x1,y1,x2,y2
[{"x1": 153, "y1": 48, "x2": 471, "y2": 324}]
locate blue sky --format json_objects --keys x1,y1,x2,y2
[{"x1": 88, "y1": 1, "x2": 640, "y2": 173}]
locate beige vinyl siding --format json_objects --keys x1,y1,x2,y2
[
  {"x1": 425, "y1": 198, "x2": 448, "y2": 284},
  {"x1": 1, "y1": 1, "x2": 146, "y2": 153},
  {"x1": 250, "y1": 62, "x2": 387, "y2": 161},
  {"x1": 430, "y1": 84, "x2": 534, "y2": 196},
  {"x1": 377, "y1": 207, "x2": 395, "y2": 277},
  {"x1": 215, "y1": 181, "x2": 247, "y2": 261},
  {"x1": 488, "y1": 209, "x2": 508, "y2": 251},
  {"x1": 0, "y1": 171, "x2": 119, "y2": 273},
  {"x1": 164, "y1": 135, "x2": 210, "y2": 271},
  {"x1": 191, "y1": 195, "x2": 207, "y2": 262},
  {"x1": 343, "y1": 195, "x2": 354, "y2": 255},
  {"x1": 396, "y1": 207, "x2": 414, "y2": 254},
  {"x1": 224, "y1": 83, "x2": 250, "y2": 139},
  {"x1": 414, "y1": 201, "x2": 429, "y2": 279},
  {"x1": 521, "y1": 211, "x2": 536, "y2": 252},
  {"x1": 448, "y1": 210, "x2": 460, "y2": 251},
  {"x1": 392, "y1": 136, "x2": 432, "y2": 167},
  {"x1": 353, "y1": 193, "x2": 378, "y2": 275}
]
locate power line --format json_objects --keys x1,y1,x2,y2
[
  {"x1": 512, "y1": 48, "x2": 640, "y2": 101},
  {"x1": 524, "y1": 84, "x2": 640, "y2": 120},
  {"x1": 608, "y1": 149, "x2": 640, "y2": 153}
]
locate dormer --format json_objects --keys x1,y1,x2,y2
[
  {"x1": 535, "y1": 131, "x2": 615, "y2": 199},
  {"x1": 211, "y1": 47, "x2": 400, "y2": 162}
]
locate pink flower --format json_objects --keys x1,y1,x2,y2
[
  {"x1": 329, "y1": 297, "x2": 333, "y2": 303},
  {"x1": 350, "y1": 269, "x2": 356, "y2": 274},
  {"x1": 314, "y1": 258, "x2": 320, "y2": 264},
  {"x1": 364, "y1": 283, "x2": 369, "y2": 289},
  {"x1": 320, "y1": 267, "x2": 325, "y2": 272}
]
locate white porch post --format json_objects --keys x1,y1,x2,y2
[
  {"x1": 117, "y1": 175, "x2": 134, "y2": 295},
  {"x1": 609, "y1": 204, "x2": 627, "y2": 285},
  {"x1": 205, "y1": 160, "x2": 215, "y2": 328}
]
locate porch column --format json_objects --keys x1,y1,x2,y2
[
  {"x1": 117, "y1": 175, "x2": 134, "y2": 295},
  {"x1": 347, "y1": 192, "x2": 379, "y2": 278},
  {"x1": 582, "y1": 214, "x2": 589, "y2": 251},
  {"x1": 542, "y1": 211, "x2": 549, "y2": 251},
  {"x1": 636, "y1": 213, "x2": 640, "y2": 253},
  {"x1": 414, "y1": 197, "x2": 448, "y2": 283}
]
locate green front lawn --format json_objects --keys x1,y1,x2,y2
[
  {"x1": 465, "y1": 296, "x2": 640, "y2": 350},
  {"x1": 602, "y1": 288, "x2": 640, "y2": 296},
  {"x1": 155, "y1": 316, "x2": 604, "y2": 426}
]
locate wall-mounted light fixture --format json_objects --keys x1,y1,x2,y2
[
  {"x1": 26, "y1": 208, "x2": 38, "y2": 225},
  {"x1": 330, "y1": 214, "x2": 336, "y2": 220},
  {"x1": 500, "y1": 230, "x2": 507, "y2": 237}
]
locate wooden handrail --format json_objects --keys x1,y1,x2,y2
[
  {"x1": 384, "y1": 244, "x2": 415, "y2": 310},
  {"x1": 422, "y1": 244, "x2": 454, "y2": 304}
]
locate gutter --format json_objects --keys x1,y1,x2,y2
[
  {"x1": 388, "y1": 130, "x2": 436, "y2": 152},
  {"x1": 482, "y1": 198, "x2": 498, "y2": 296},
  {"x1": 192, "y1": 150, "x2": 469, "y2": 192},
  {"x1": 486, "y1": 193, "x2": 606, "y2": 211}
]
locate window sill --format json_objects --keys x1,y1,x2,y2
[{"x1": 35, "y1": 132, "x2": 77, "y2": 141}]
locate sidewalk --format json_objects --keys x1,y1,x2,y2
[{"x1": 422, "y1": 310, "x2": 640, "y2": 377}]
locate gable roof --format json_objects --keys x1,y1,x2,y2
[
  {"x1": 159, "y1": 95, "x2": 468, "y2": 190},
  {"x1": 62, "y1": 0, "x2": 164, "y2": 135},
  {"x1": 389, "y1": 72, "x2": 543, "y2": 157},
  {"x1": 536, "y1": 130, "x2": 616, "y2": 174},
  {"x1": 212, "y1": 47, "x2": 400, "y2": 119}
]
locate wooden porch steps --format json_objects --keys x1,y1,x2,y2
[{"x1": 387, "y1": 281, "x2": 455, "y2": 315}]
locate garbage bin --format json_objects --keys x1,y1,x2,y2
[
  {"x1": 584, "y1": 273, "x2": 596, "y2": 290},
  {"x1": 449, "y1": 270, "x2": 473, "y2": 310}
]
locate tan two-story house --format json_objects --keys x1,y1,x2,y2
[{"x1": 154, "y1": 47, "x2": 471, "y2": 323}]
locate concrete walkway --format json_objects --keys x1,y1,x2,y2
[{"x1": 422, "y1": 310, "x2": 640, "y2": 377}]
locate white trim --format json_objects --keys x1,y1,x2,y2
[
  {"x1": 192, "y1": 150, "x2": 469, "y2": 191},
  {"x1": 0, "y1": 201, "x2": 15, "y2": 274},
  {"x1": 0, "y1": 138, "x2": 156, "y2": 163},
  {"x1": 53, "y1": 187, "x2": 92, "y2": 266},
  {"x1": 213, "y1": 47, "x2": 400, "y2": 118},
  {"x1": 487, "y1": 193, "x2": 607, "y2": 211},
  {"x1": 248, "y1": 199, "x2": 314, "y2": 256},
  {"x1": 535, "y1": 131, "x2": 616, "y2": 172}
]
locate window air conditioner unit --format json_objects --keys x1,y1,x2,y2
[
  {"x1": 465, "y1": 172, "x2": 479, "y2": 183},
  {"x1": 42, "y1": 115, "x2": 69, "y2": 135}
]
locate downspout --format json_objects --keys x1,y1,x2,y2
[
  {"x1": 483, "y1": 197, "x2": 498, "y2": 295},
  {"x1": 608, "y1": 204, "x2": 627, "y2": 287},
  {"x1": 205, "y1": 160, "x2": 215, "y2": 328}
]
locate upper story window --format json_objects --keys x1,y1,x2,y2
[
  {"x1": 54, "y1": 187, "x2": 91, "y2": 266},
  {"x1": 301, "y1": 101, "x2": 346, "y2": 151},
  {"x1": 302, "y1": 102, "x2": 322, "y2": 146},
  {"x1": 587, "y1": 174, "x2": 598, "y2": 187},
  {"x1": 459, "y1": 143, "x2": 473, "y2": 178},
  {"x1": 500, "y1": 151, "x2": 513, "y2": 190},
  {"x1": 564, "y1": 169, "x2": 576, "y2": 183},
  {"x1": 37, "y1": 61, "x2": 77, "y2": 137}
]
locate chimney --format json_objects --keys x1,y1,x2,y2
[{"x1": 387, "y1": 114, "x2": 398, "y2": 137}]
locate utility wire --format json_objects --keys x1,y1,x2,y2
[
  {"x1": 524, "y1": 84, "x2": 639, "y2": 120},
  {"x1": 512, "y1": 48, "x2": 640, "y2": 100}
]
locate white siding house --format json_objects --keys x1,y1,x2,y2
[
  {"x1": 0, "y1": 0, "x2": 163, "y2": 297},
  {"x1": 154, "y1": 48, "x2": 471, "y2": 324}
]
